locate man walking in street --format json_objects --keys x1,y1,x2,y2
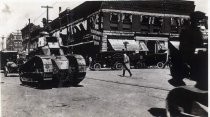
[{"x1": 122, "y1": 49, "x2": 132, "y2": 77}]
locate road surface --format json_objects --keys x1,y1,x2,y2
[{"x1": 1, "y1": 68, "x2": 196, "y2": 117}]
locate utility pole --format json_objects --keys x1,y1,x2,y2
[
  {"x1": 41, "y1": 5, "x2": 53, "y2": 24},
  {"x1": 1, "y1": 35, "x2": 5, "y2": 50},
  {"x1": 28, "y1": 18, "x2": 31, "y2": 54},
  {"x1": 59, "y1": 7, "x2": 62, "y2": 31}
]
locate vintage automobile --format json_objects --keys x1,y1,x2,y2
[
  {"x1": 144, "y1": 53, "x2": 167, "y2": 69},
  {"x1": 89, "y1": 52, "x2": 124, "y2": 71},
  {"x1": 0, "y1": 50, "x2": 18, "y2": 77}
]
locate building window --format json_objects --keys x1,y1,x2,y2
[
  {"x1": 122, "y1": 13, "x2": 132, "y2": 24},
  {"x1": 152, "y1": 17, "x2": 163, "y2": 27},
  {"x1": 140, "y1": 15, "x2": 150, "y2": 32},
  {"x1": 180, "y1": 19, "x2": 190, "y2": 28},
  {"x1": 100, "y1": 13, "x2": 104, "y2": 29},
  {"x1": 95, "y1": 14, "x2": 99, "y2": 30},
  {"x1": 16, "y1": 36, "x2": 21, "y2": 40},
  {"x1": 110, "y1": 13, "x2": 120, "y2": 23},
  {"x1": 151, "y1": 17, "x2": 163, "y2": 32},
  {"x1": 110, "y1": 13, "x2": 120, "y2": 30},
  {"x1": 171, "y1": 17, "x2": 181, "y2": 26},
  {"x1": 88, "y1": 17, "x2": 95, "y2": 29},
  {"x1": 171, "y1": 17, "x2": 180, "y2": 33},
  {"x1": 122, "y1": 13, "x2": 132, "y2": 31},
  {"x1": 141, "y1": 15, "x2": 150, "y2": 26}
]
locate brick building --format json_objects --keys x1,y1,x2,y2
[
  {"x1": 20, "y1": 1, "x2": 198, "y2": 69},
  {"x1": 6, "y1": 31, "x2": 23, "y2": 52},
  {"x1": 49, "y1": 1, "x2": 195, "y2": 58}
]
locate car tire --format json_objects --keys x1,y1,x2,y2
[
  {"x1": 115, "y1": 63, "x2": 123, "y2": 70},
  {"x1": 157, "y1": 62, "x2": 164, "y2": 69},
  {"x1": 4, "y1": 67, "x2": 8, "y2": 77},
  {"x1": 94, "y1": 63, "x2": 101, "y2": 71}
]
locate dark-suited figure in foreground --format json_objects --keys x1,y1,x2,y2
[
  {"x1": 168, "y1": 11, "x2": 208, "y2": 90},
  {"x1": 166, "y1": 11, "x2": 208, "y2": 117}
]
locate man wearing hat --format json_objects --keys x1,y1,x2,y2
[{"x1": 168, "y1": 11, "x2": 208, "y2": 90}]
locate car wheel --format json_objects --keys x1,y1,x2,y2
[
  {"x1": 157, "y1": 62, "x2": 164, "y2": 69},
  {"x1": 19, "y1": 70, "x2": 27, "y2": 85},
  {"x1": 115, "y1": 63, "x2": 123, "y2": 70},
  {"x1": 94, "y1": 63, "x2": 101, "y2": 71},
  {"x1": 4, "y1": 67, "x2": 8, "y2": 77}
]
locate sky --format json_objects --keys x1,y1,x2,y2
[{"x1": 0, "y1": 0, "x2": 209, "y2": 50}]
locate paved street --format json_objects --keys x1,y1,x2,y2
[{"x1": 1, "y1": 68, "x2": 196, "y2": 117}]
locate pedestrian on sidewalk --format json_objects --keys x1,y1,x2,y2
[{"x1": 122, "y1": 49, "x2": 132, "y2": 77}]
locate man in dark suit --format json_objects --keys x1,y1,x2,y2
[{"x1": 169, "y1": 11, "x2": 208, "y2": 90}]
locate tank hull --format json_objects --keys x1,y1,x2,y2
[{"x1": 19, "y1": 54, "x2": 86, "y2": 87}]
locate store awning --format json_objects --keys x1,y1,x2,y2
[
  {"x1": 139, "y1": 41, "x2": 149, "y2": 51},
  {"x1": 108, "y1": 39, "x2": 139, "y2": 51},
  {"x1": 135, "y1": 36, "x2": 168, "y2": 41}
]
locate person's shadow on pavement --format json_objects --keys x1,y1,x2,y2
[{"x1": 148, "y1": 108, "x2": 167, "y2": 117}]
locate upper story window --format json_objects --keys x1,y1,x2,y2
[
  {"x1": 122, "y1": 13, "x2": 132, "y2": 24},
  {"x1": 140, "y1": 15, "x2": 150, "y2": 26},
  {"x1": 152, "y1": 17, "x2": 163, "y2": 27},
  {"x1": 101, "y1": 14, "x2": 104, "y2": 29},
  {"x1": 16, "y1": 35, "x2": 21, "y2": 40},
  {"x1": 110, "y1": 13, "x2": 120, "y2": 23},
  {"x1": 88, "y1": 16, "x2": 95, "y2": 29},
  {"x1": 88, "y1": 14, "x2": 99, "y2": 30},
  {"x1": 94, "y1": 14, "x2": 99, "y2": 29},
  {"x1": 96, "y1": 12, "x2": 103, "y2": 30},
  {"x1": 171, "y1": 17, "x2": 181, "y2": 33},
  {"x1": 180, "y1": 19, "x2": 190, "y2": 28},
  {"x1": 171, "y1": 17, "x2": 181, "y2": 27}
]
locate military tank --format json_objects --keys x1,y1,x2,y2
[{"x1": 19, "y1": 32, "x2": 86, "y2": 87}]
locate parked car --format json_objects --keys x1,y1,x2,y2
[{"x1": 0, "y1": 51, "x2": 18, "y2": 76}]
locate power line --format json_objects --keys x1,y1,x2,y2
[
  {"x1": 33, "y1": 11, "x2": 46, "y2": 23},
  {"x1": 33, "y1": 2, "x2": 57, "y2": 23}
]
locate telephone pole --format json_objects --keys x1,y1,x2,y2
[
  {"x1": 28, "y1": 18, "x2": 31, "y2": 54},
  {"x1": 41, "y1": 5, "x2": 53, "y2": 24},
  {"x1": 1, "y1": 35, "x2": 5, "y2": 50}
]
